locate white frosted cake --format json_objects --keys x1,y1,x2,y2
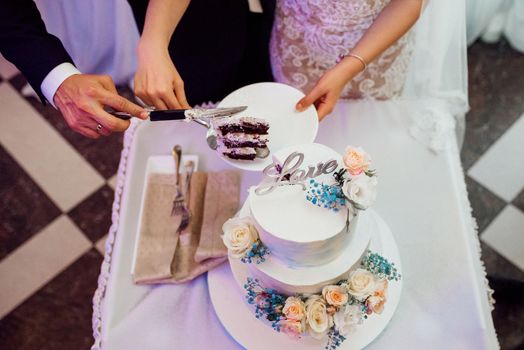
[{"x1": 221, "y1": 143, "x2": 400, "y2": 348}]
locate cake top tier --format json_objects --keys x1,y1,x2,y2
[{"x1": 249, "y1": 143, "x2": 347, "y2": 243}]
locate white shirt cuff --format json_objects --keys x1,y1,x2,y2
[{"x1": 40, "y1": 62, "x2": 81, "y2": 108}]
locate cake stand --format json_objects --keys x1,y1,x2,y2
[{"x1": 208, "y1": 210, "x2": 402, "y2": 350}]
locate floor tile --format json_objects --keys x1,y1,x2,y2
[
  {"x1": 465, "y1": 176, "x2": 507, "y2": 233},
  {"x1": 0, "y1": 145, "x2": 61, "y2": 260},
  {"x1": 481, "y1": 205, "x2": 524, "y2": 270},
  {"x1": 0, "y1": 54, "x2": 19, "y2": 80},
  {"x1": 12, "y1": 75, "x2": 125, "y2": 179},
  {"x1": 68, "y1": 185, "x2": 114, "y2": 242},
  {"x1": 95, "y1": 235, "x2": 108, "y2": 255},
  {"x1": 0, "y1": 215, "x2": 91, "y2": 318},
  {"x1": 481, "y1": 242, "x2": 524, "y2": 282},
  {"x1": 462, "y1": 40, "x2": 524, "y2": 170},
  {"x1": 107, "y1": 174, "x2": 118, "y2": 190},
  {"x1": 0, "y1": 249, "x2": 102, "y2": 350},
  {"x1": 512, "y1": 188, "x2": 524, "y2": 214},
  {"x1": 0, "y1": 83, "x2": 105, "y2": 211},
  {"x1": 468, "y1": 115, "x2": 524, "y2": 201}
]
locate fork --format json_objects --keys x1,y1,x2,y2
[
  {"x1": 178, "y1": 160, "x2": 195, "y2": 231},
  {"x1": 170, "y1": 145, "x2": 187, "y2": 217}
]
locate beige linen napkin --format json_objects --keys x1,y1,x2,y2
[{"x1": 133, "y1": 170, "x2": 240, "y2": 284}]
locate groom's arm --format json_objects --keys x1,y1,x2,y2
[{"x1": 0, "y1": 0, "x2": 80, "y2": 104}]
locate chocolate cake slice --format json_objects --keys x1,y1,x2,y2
[{"x1": 215, "y1": 117, "x2": 270, "y2": 161}]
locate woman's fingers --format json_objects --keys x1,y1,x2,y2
[
  {"x1": 316, "y1": 95, "x2": 337, "y2": 121},
  {"x1": 158, "y1": 88, "x2": 182, "y2": 109},
  {"x1": 173, "y1": 80, "x2": 190, "y2": 109},
  {"x1": 296, "y1": 86, "x2": 324, "y2": 112}
]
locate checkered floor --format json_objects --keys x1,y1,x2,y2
[{"x1": 0, "y1": 40, "x2": 523, "y2": 350}]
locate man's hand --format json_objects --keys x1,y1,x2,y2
[{"x1": 54, "y1": 74, "x2": 148, "y2": 139}]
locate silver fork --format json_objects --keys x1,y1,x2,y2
[
  {"x1": 170, "y1": 145, "x2": 187, "y2": 216},
  {"x1": 178, "y1": 160, "x2": 195, "y2": 231}
]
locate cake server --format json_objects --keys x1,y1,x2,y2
[{"x1": 109, "y1": 106, "x2": 247, "y2": 121}]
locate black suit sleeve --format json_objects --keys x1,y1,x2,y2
[{"x1": 0, "y1": 0, "x2": 74, "y2": 103}]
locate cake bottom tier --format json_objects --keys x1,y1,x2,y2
[
  {"x1": 210, "y1": 210, "x2": 402, "y2": 350},
  {"x1": 230, "y1": 209, "x2": 387, "y2": 296}
]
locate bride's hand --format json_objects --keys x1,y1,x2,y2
[
  {"x1": 295, "y1": 59, "x2": 362, "y2": 121},
  {"x1": 134, "y1": 43, "x2": 190, "y2": 110}
]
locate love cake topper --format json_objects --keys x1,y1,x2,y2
[{"x1": 255, "y1": 152, "x2": 338, "y2": 195}]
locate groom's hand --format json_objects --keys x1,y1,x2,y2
[{"x1": 54, "y1": 74, "x2": 148, "y2": 138}]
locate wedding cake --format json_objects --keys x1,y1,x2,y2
[{"x1": 221, "y1": 143, "x2": 401, "y2": 349}]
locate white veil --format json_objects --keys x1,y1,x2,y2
[{"x1": 402, "y1": 0, "x2": 469, "y2": 151}]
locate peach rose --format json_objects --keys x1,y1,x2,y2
[
  {"x1": 322, "y1": 285, "x2": 349, "y2": 307},
  {"x1": 366, "y1": 278, "x2": 388, "y2": 314},
  {"x1": 283, "y1": 297, "x2": 306, "y2": 321},
  {"x1": 343, "y1": 146, "x2": 371, "y2": 176}
]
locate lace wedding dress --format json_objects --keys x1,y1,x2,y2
[{"x1": 270, "y1": 0, "x2": 414, "y2": 100}]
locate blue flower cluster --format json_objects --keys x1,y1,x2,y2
[
  {"x1": 305, "y1": 179, "x2": 346, "y2": 212},
  {"x1": 326, "y1": 330, "x2": 347, "y2": 350},
  {"x1": 240, "y1": 239, "x2": 270, "y2": 264},
  {"x1": 244, "y1": 277, "x2": 286, "y2": 331},
  {"x1": 360, "y1": 251, "x2": 401, "y2": 281}
]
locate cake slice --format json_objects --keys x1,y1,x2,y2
[{"x1": 215, "y1": 117, "x2": 270, "y2": 161}]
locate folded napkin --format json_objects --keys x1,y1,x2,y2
[{"x1": 133, "y1": 170, "x2": 240, "y2": 284}]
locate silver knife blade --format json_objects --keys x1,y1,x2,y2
[{"x1": 197, "y1": 106, "x2": 247, "y2": 118}]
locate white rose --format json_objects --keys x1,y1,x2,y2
[
  {"x1": 333, "y1": 304, "x2": 363, "y2": 336},
  {"x1": 283, "y1": 296, "x2": 306, "y2": 321},
  {"x1": 346, "y1": 268, "x2": 376, "y2": 301},
  {"x1": 342, "y1": 174, "x2": 378, "y2": 210},
  {"x1": 305, "y1": 295, "x2": 332, "y2": 339},
  {"x1": 322, "y1": 285, "x2": 348, "y2": 307},
  {"x1": 221, "y1": 217, "x2": 259, "y2": 258},
  {"x1": 343, "y1": 146, "x2": 372, "y2": 176}
]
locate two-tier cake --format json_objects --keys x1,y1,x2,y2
[{"x1": 220, "y1": 143, "x2": 401, "y2": 349}]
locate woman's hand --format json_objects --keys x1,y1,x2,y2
[
  {"x1": 295, "y1": 59, "x2": 361, "y2": 121},
  {"x1": 134, "y1": 43, "x2": 190, "y2": 110}
]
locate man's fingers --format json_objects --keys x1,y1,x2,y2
[
  {"x1": 97, "y1": 75, "x2": 118, "y2": 94},
  {"x1": 76, "y1": 126, "x2": 101, "y2": 139},
  {"x1": 296, "y1": 87, "x2": 323, "y2": 112},
  {"x1": 97, "y1": 89, "x2": 147, "y2": 119},
  {"x1": 173, "y1": 81, "x2": 190, "y2": 109},
  {"x1": 90, "y1": 105, "x2": 131, "y2": 132}
]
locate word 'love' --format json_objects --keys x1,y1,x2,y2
[{"x1": 255, "y1": 152, "x2": 338, "y2": 195}]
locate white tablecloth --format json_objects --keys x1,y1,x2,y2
[{"x1": 93, "y1": 99, "x2": 498, "y2": 350}]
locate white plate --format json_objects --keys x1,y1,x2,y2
[
  {"x1": 208, "y1": 210, "x2": 402, "y2": 350},
  {"x1": 130, "y1": 154, "x2": 199, "y2": 276},
  {"x1": 217, "y1": 82, "x2": 319, "y2": 171}
]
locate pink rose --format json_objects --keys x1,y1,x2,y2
[{"x1": 343, "y1": 146, "x2": 371, "y2": 176}]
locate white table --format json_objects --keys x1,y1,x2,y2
[{"x1": 92, "y1": 99, "x2": 499, "y2": 350}]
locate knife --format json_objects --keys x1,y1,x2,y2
[{"x1": 109, "y1": 106, "x2": 247, "y2": 121}]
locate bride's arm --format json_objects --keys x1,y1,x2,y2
[
  {"x1": 134, "y1": 0, "x2": 191, "y2": 109},
  {"x1": 296, "y1": 0, "x2": 423, "y2": 120}
]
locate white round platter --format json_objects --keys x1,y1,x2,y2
[
  {"x1": 217, "y1": 82, "x2": 319, "y2": 171},
  {"x1": 208, "y1": 210, "x2": 402, "y2": 350}
]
